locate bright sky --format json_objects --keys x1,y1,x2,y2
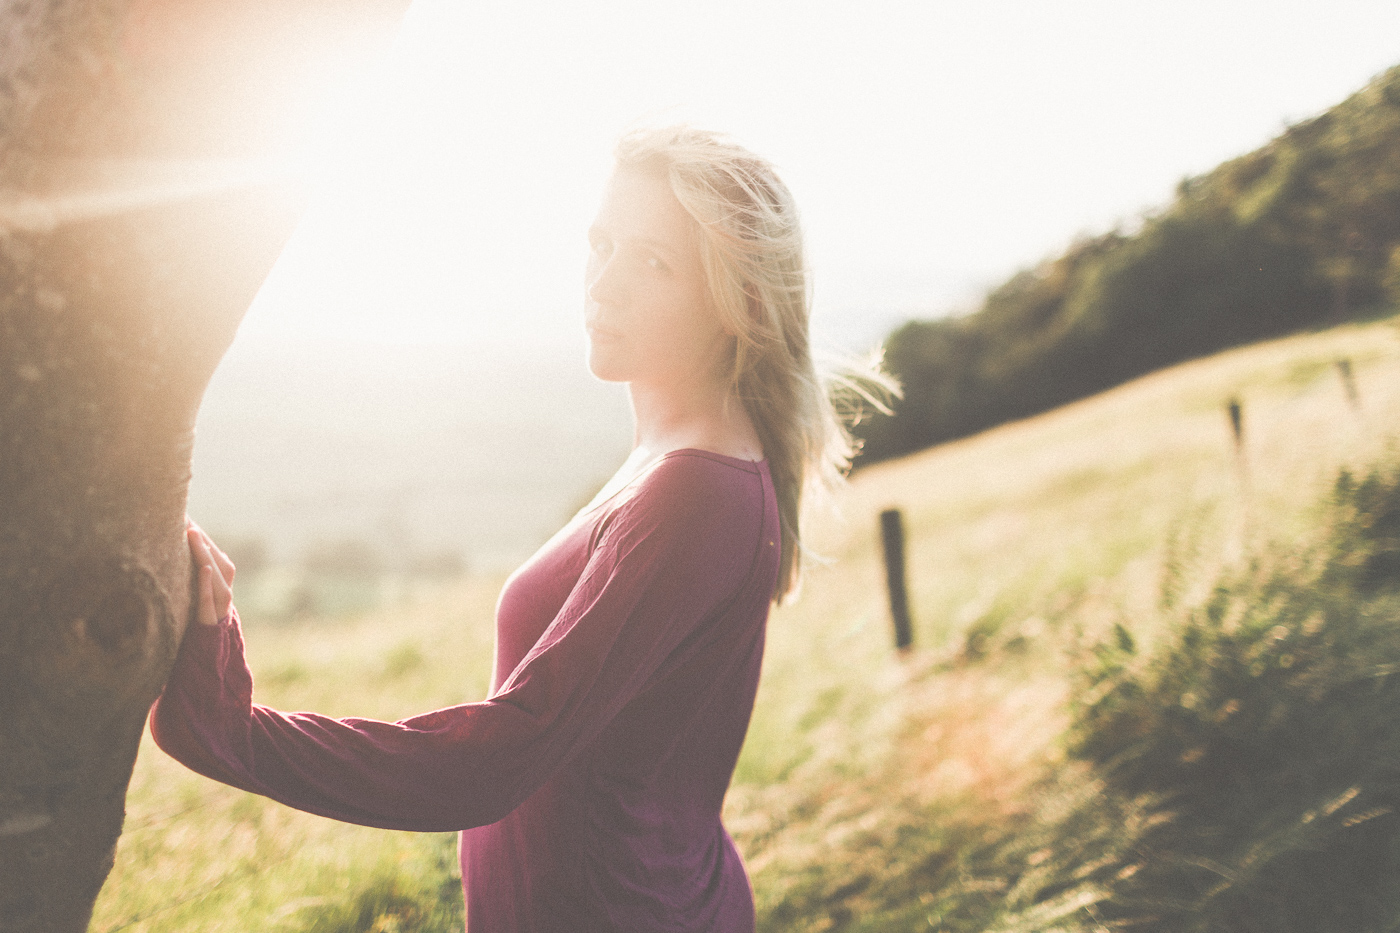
[{"x1": 241, "y1": 0, "x2": 1400, "y2": 353}]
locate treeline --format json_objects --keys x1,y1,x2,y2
[{"x1": 856, "y1": 65, "x2": 1400, "y2": 464}]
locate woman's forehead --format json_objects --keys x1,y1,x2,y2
[{"x1": 596, "y1": 167, "x2": 697, "y2": 243}]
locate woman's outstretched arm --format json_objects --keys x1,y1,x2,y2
[{"x1": 151, "y1": 457, "x2": 774, "y2": 832}]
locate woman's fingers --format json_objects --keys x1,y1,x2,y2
[
  {"x1": 207, "y1": 536, "x2": 236, "y2": 585},
  {"x1": 187, "y1": 520, "x2": 236, "y2": 587},
  {"x1": 187, "y1": 525, "x2": 233, "y2": 625},
  {"x1": 195, "y1": 559, "x2": 219, "y2": 627},
  {"x1": 196, "y1": 530, "x2": 234, "y2": 621},
  {"x1": 210, "y1": 554, "x2": 233, "y2": 621}
]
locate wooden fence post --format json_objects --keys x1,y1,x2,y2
[
  {"x1": 880, "y1": 508, "x2": 914, "y2": 651},
  {"x1": 1336, "y1": 358, "x2": 1361, "y2": 410},
  {"x1": 1226, "y1": 397, "x2": 1245, "y2": 454}
]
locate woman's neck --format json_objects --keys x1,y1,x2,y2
[{"x1": 627, "y1": 376, "x2": 763, "y2": 463}]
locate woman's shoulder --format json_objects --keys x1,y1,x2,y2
[
  {"x1": 597, "y1": 450, "x2": 776, "y2": 583},
  {"x1": 642, "y1": 448, "x2": 768, "y2": 494},
  {"x1": 611, "y1": 449, "x2": 771, "y2": 530}
]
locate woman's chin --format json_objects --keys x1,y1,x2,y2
[{"x1": 585, "y1": 349, "x2": 630, "y2": 383}]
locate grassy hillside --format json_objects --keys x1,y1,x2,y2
[
  {"x1": 737, "y1": 314, "x2": 1400, "y2": 930},
  {"x1": 91, "y1": 315, "x2": 1400, "y2": 932},
  {"x1": 859, "y1": 63, "x2": 1400, "y2": 464}
]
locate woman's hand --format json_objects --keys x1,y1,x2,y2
[{"x1": 186, "y1": 519, "x2": 236, "y2": 626}]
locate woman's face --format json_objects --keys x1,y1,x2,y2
[{"x1": 584, "y1": 166, "x2": 731, "y2": 388}]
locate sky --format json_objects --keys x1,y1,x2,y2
[{"x1": 236, "y1": 0, "x2": 1400, "y2": 354}]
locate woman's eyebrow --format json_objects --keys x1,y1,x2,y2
[
  {"x1": 628, "y1": 235, "x2": 683, "y2": 260},
  {"x1": 590, "y1": 218, "x2": 685, "y2": 260}
]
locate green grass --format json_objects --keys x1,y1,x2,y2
[
  {"x1": 91, "y1": 577, "x2": 501, "y2": 933},
  {"x1": 91, "y1": 315, "x2": 1400, "y2": 931},
  {"x1": 732, "y1": 314, "x2": 1400, "y2": 930}
]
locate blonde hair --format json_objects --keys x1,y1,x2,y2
[{"x1": 614, "y1": 126, "x2": 866, "y2": 602}]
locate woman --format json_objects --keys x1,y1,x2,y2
[{"x1": 155, "y1": 125, "x2": 865, "y2": 932}]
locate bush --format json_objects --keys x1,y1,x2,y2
[{"x1": 1058, "y1": 463, "x2": 1400, "y2": 931}]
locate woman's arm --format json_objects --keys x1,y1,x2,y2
[{"x1": 152, "y1": 458, "x2": 773, "y2": 832}]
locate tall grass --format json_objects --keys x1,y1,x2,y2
[
  {"x1": 1053, "y1": 462, "x2": 1400, "y2": 931},
  {"x1": 732, "y1": 315, "x2": 1400, "y2": 931},
  {"x1": 91, "y1": 316, "x2": 1400, "y2": 931},
  {"x1": 90, "y1": 576, "x2": 501, "y2": 932}
]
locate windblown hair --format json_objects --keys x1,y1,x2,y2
[{"x1": 614, "y1": 126, "x2": 868, "y2": 602}]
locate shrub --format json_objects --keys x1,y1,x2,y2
[{"x1": 1060, "y1": 463, "x2": 1400, "y2": 931}]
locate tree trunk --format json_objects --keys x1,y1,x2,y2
[{"x1": 0, "y1": 2, "x2": 406, "y2": 929}]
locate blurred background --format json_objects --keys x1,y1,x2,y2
[
  {"x1": 188, "y1": 0, "x2": 1400, "y2": 604},
  {"x1": 97, "y1": 4, "x2": 1400, "y2": 930}
]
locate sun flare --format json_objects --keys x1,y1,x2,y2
[{"x1": 243, "y1": 0, "x2": 608, "y2": 347}]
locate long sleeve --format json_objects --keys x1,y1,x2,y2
[{"x1": 150, "y1": 454, "x2": 775, "y2": 834}]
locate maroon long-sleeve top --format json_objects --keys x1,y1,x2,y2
[{"x1": 151, "y1": 450, "x2": 780, "y2": 932}]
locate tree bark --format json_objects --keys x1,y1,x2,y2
[{"x1": 0, "y1": 2, "x2": 406, "y2": 929}]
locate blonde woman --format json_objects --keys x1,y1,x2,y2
[{"x1": 157, "y1": 126, "x2": 866, "y2": 932}]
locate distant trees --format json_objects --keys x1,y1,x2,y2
[{"x1": 858, "y1": 65, "x2": 1400, "y2": 465}]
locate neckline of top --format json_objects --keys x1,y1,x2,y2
[
  {"x1": 658, "y1": 447, "x2": 768, "y2": 469},
  {"x1": 573, "y1": 448, "x2": 767, "y2": 522}
]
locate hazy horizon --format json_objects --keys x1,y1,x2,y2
[
  {"x1": 189, "y1": 2, "x2": 1400, "y2": 573},
  {"x1": 189, "y1": 332, "x2": 633, "y2": 574},
  {"x1": 239, "y1": 1, "x2": 1400, "y2": 348}
]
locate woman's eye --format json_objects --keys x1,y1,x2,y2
[
  {"x1": 590, "y1": 236, "x2": 613, "y2": 257},
  {"x1": 645, "y1": 256, "x2": 669, "y2": 273}
]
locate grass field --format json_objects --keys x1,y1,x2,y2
[{"x1": 91, "y1": 314, "x2": 1400, "y2": 932}]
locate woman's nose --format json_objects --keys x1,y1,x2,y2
[{"x1": 587, "y1": 256, "x2": 624, "y2": 306}]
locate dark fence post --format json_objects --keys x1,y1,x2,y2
[
  {"x1": 1226, "y1": 397, "x2": 1244, "y2": 453},
  {"x1": 1225, "y1": 396, "x2": 1251, "y2": 494},
  {"x1": 879, "y1": 508, "x2": 914, "y2": 651},
  {"x1": 1336, "y1": 358, "x2": 1361, "y2": 410}
]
